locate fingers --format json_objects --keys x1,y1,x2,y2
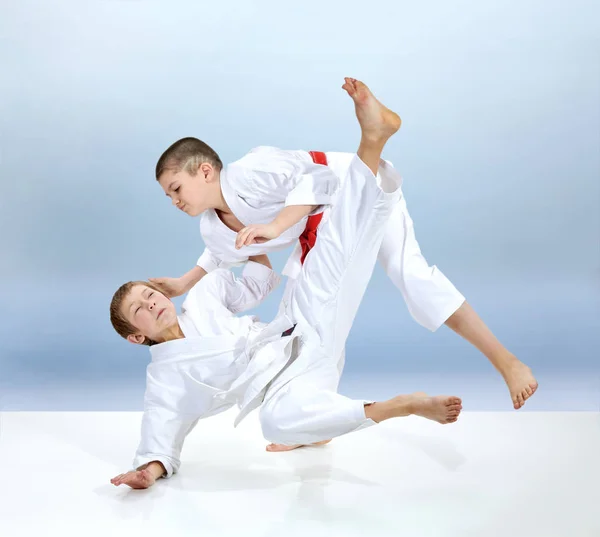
[
  {"x1": 111, "y1": 472, "x2": 132, "y2": 486},
  {"x1": 243, "y1": 229, "x2": 260, "y2": 247},
  {"x1": 236, "y1": 226, "x2": 261, "y2": 249},
  {"x1": 148, "y1": 278, "x2": 166, "y2": 289},
  {"x1": 148, "y1": 278, "x2": 173, "y2": 296},
  {"x1": 120, "y1": 474, "x2": 140, "y2": 488},
  {"x1": 235, "y1": 228, "x2": 249, "y2": 249},
  {"x1": 110, "y1": 473, "x2": 125, "y2": 485}
]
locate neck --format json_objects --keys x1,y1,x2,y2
[
  {"x1": 158, "y1": 322, "x2": 185, "y2": 343},
  {"x1": 214, "y1": 191, "x2": 232, "y2": 214},
  {"x1": 211, "y1": 169, "x2": 232, "y2": 214}
]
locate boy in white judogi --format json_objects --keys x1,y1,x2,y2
[
  {"x1": 151, "y1": 79, "x2": 538, "y2": 411},
  {"x1": 109, "y1": 82, "x2": 463, "y2": 490}
]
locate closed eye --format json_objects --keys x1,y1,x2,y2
[{"x1": 174, "y1": 187, "x2": 180, "y2": 192}]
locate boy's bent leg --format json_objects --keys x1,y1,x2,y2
[
  {"x1": 378, "y1": 197, "x2": 538, "y2": 409},
  {"x1": 260, "y1": 361, "x2": 463, "y2": 447},
  {"x1": 377, "y1": 196, "x2": 466, "y2": 332},
  {"x1": 259, "y1": 356, "x2": 375, "y2": 447}
]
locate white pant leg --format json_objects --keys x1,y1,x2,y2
[
  {"x1": 260, "y1": 341, "x2": 374, "y2": 445},
  {"x1": 326, "y1": 152, "x2": 465, "y2": 332},
  {"x1": 287, "y1": 155, "x2": 402, "y2": 361},
  {"x1": 377, "y1": 196, "x2": 465, "y2": 331}
]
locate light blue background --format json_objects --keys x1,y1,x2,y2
[{"x1": 1, "y1": 1, "x2": 598, "y2": 411}]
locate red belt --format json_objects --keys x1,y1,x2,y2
[{"x1": 298, "y1": 151, "x2": 327, "y2": 264}]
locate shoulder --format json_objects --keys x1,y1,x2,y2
[
  {"x1": 195, "y1": 269, "x2": 232, "y2": 292},
  {"x1": 182, "y1": 270, "x2": 231, "y2": 309},
  {"x1": 230, "y1": 146, "x2": 281, "y2": 166},
  {"x1": 229, "y1": 146, "x2": 303, "y2": 173}
]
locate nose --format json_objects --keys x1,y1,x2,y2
[{"x1": 172, "y1": 198, "x2": 180, "y2": 207}]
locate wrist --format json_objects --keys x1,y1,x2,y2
[
  {"x1": 146, "y1": 461, "x2": 166, "y2": 479},
  {"x1": 270, "y1": 219, "x2": 285, "y2": 236},
  {"x1": 183, "y1": 266, "x2": 204, "y2": 287}
]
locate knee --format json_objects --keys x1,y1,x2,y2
[{"x1": 259, "y1": 403, "x2": 287, "y2": 444}]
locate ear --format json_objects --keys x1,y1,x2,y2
[
  {"x1": 127, "y1": 333, "x2": 146, "y2": 345},
  {"x1": 199, "y1": 162, "x2": 216, "y2": 182}
]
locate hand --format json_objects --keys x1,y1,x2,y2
[
  {"x1": 111, "y1": 469, "x2": 156, "y2": 489},
  {"x1": 235, "y1": 223, "x2": 281, "y2": 249},
  {"x1": 148, "y1": 276, "x2": 187, "y2": 298}
]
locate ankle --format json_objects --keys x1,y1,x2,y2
[
  {"x1": 358, "y1": 136, "x2": 386, "y2": 151},
  {"x1": 495, "y1": 352, "x2": 520, "y2": 372}
]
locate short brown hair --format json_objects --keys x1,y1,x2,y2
[
  {"x1": 155, "y1": 137, "x2": 223, "y2": 180},
  {"x1": 110, "y1": 280, "x2": 164, "y2": 346}
]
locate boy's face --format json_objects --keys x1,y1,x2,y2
[
  {"x1": 158, "y1": 162, "x2": 217, "y2": 217},
  {"x1": 121, "y1": 285, "x2": 178, "y2": 344}
]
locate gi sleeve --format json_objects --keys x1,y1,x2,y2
[
  {"x1": 196, "y1": 247, "x2": 244, "y2": 273},
  {"x1": 132, "y1": 406, "x2": 200, "y2": 478},
  {"x1": 200, "y1": 262, "x2": 281, "y2": 315},
  {"x1": 233, "y1": 147, "x2": 340, "y2": 211}
]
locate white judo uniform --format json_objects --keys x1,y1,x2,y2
[
  {"x1": 134, "y1": 155, "x2": 402, "y2": 477},
  {"x1": 197, "y1": 146, "x2": 465, "y2": 332}
]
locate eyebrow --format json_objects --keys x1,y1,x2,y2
[
  {"x1": 129, "y1": 289, "x2": 148, "y2": 314},
  {"x1": 165, "y1": 181, "x2": 175, "y2": 196}
]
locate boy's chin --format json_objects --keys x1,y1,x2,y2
[{"x1": 187, "y1": 207, "x2": 204, "y2": 217}]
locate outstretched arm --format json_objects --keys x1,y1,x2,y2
[
  {"x1": 110, "y1": 404, "x2": 201, "y2": 489},
  {"x1": 189, "y1": 257, "x2": 281, "y2": 318},
  {"x1": 149, "y1": 248, "x2": 221, "y2": 298},
  {"x1": 170, "y1": 250, "x2": 269, "y2": 294}
]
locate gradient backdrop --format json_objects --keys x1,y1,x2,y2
[{"x1": 1, "y1": 1, "x2": 598, "y2": 411}]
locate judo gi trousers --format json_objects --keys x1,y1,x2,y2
[
  {"x1": 259, "y1": 155, "x2": 403, "y2": 446},
  {"x1": 281, "y1": 152, "x2": 466, "y2": 333}
]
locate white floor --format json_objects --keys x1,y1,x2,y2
[{"x1": 1, "y1": 410, "x2": 599, "y2": 537}]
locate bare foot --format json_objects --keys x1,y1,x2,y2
[
  {"x1": 266, "y1": 439, "x2": 332, "y2": 452},
  {"x1": 501, "y1": 358, "x2": 538, "y2": 410},
  {"x1": 342, "y1": 77, "x2": 401, "y2": 143},
  {"x1": 408, "y1": 393, "x2": 463, "y2": 424}
]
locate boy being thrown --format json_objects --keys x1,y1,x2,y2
[{"x1": 110, "y1": 81, "x2": 462, "y2": 489}]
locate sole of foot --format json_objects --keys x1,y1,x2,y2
[
  {"x1": 342, "y1": 77, "x2": 401, "y2": 143},
  {"x1": 409, "y1": 392, "x2": 463, "y2": 424},
  {"x1": 266, "y1": 439, "x2": 332, "y2": 452}
]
